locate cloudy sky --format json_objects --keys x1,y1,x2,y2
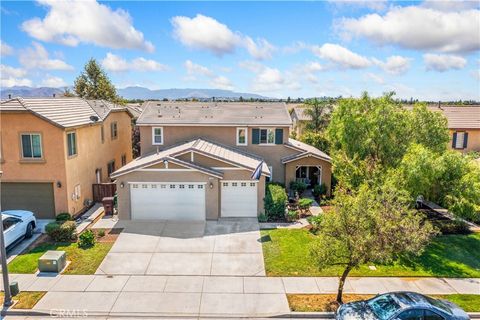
[{"x1": 1, "y1": 0, "x2": 479, "y2": 100}]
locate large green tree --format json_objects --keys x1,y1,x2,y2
[
  {"x1": 303, "y1": 98, "x2": 333, "y2": 133},
  {"x1": 74, "y1": 58, "x2": 121, "y2": 102},
  {"x1": 311, "y1": 182, "x2": 436, "y2": 304}
]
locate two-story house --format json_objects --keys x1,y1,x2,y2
[
  {"x1": 111, "y1": 102, "x2": 332, "y2": 220},
  {"x1": 437, "y1": 106, "x2": 480, "y2": 153},
  {"x1": 0, "y1": 97, "x2": 133, "y2": 218},
  {"x1": 290, "y1": 105, "x2": 309, "y2": 137}
]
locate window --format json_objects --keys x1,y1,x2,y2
[
  {"x1": 453, "y1": 131, "x2": 466, "y2": 149},
  {"x1": 121, "y1": 154, "x2": 127, "y2": 166},
  {"x1": 110, "y1": 122, "x2": 118, "y2": 139},
  {"x1": 236, "y1": 127, "x2": 247, "y2": 146},
  {"x1": 170, "y1": 184, "x2": 176, "y2": 189},
  {"x1": 3, "y1": 217, "x2": 21, "y2": 231},
  {"x1": 73, "y1": 184, "x2": 81, "y2": 200},
  {"x1": 152, "y1": 127, "x2": 163, "y2": 145},
  {"x1": 397, "y1": 310, "x2": 423, "y2": 320},
  {"x1": 179, "y1": 184, "x2": 185, "y2": 189},
  {"x1": 267, "y1": 166, "x2": 273, "y2": 182},
  {"x1": 66, "y1": 132, "x2": 77, "y2": 157},
  {"x1": 198, "y1": 185, "x2": 204, "y2": 189},
  {"x1": 21, "y1": 133, "x2": 43, "y2": 159},
  {"x1": 260, "y1": 128, "x2": 275, "y2": 144},
  {"x1": 107, "y1": 160, "x2": 115, "y2": 177},
  {"x1": 101, "y1": 125, "x2": 105, "y2": 143},
  {"x1": 424, "y1": 310, "x2": 445, "y2": 320}
]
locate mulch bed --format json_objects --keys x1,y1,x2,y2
[{"x1": 95, "y1": 228, "x2": 123, "y2": 243}]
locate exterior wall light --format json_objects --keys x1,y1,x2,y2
[
  {"x1": 209, "y1": 182, "x2": 214, "y2": 189},
  {"x1": 120, "y1": 182, "x2": 125, "y2": 188},
  {"x1": 56, "y1": 181, "x2": 62, "y2": 188}
]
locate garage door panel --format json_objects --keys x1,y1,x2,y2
[
  {"x1": 221, "y1": 181, "x2": 257, "y2": 218},
  {"x1": 130, "y1": 183, "x2": 206, "y2": 220},
  {"x1": 1, "y1": 182, "x2": 55, "y2": 219}
]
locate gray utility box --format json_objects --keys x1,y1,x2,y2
[{"x1": 38, "y1": 250, "x2": 66, "y2": 273}]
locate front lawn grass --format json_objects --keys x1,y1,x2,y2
[
  {"x1": 8, "y1": 241, "x2": 113, "y2": 274},
  {"x1": 287, "y1": 294, "x2": 480, "y2": 312},
  {"x1": 0, "y1": 291, "x2": 46, "y2": 309},
  {"x1": 261, "y1": 229, "x2": 480, "y2": 277}
]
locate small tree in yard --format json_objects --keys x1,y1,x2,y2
[
  {"x1": 304, "y1": 98, "x2": 333, "y2": 133},
  {"x1": 310, "y1": 182, "x2": 436, "y2": 304}
]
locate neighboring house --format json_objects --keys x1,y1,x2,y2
[
  {"x1": 290, "y1": 105, "x2": 309, "y2": 137},
  {"x1": 0, "y1": 97, "x2": 133, "y2": 218},
  {"x1": 112, "y1": 102, "x2": 332, "y2": 221},
  {"x1": 437, "y1": 106, "x2": 480, "y2": 153}
]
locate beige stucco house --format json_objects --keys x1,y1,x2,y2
[
  {"x1": 290, "y1": 105, "x2": 309, "y2": 137},
  {"x1": 0, "y1": 97, "x2": 133, "y2": 218},
  {"x1": 436, "y1": 106, "x2": 480, "y2": 153},
  {"x1": 112, "y1": 102, "x2": 332, "y2": 221}
]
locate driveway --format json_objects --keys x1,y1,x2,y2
[{"x1": 95, "y1": 218, "x2": 266, "y2": 276}]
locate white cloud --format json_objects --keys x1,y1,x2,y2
[
  {"x1": 421, "y1": 0, "x2": 479, "y2": 12},
  {"x1": 21, "y1": 0, "x2": 154, "y2": 52},
  {"x1": 171, "y1": 14, "x2": 275, "y2": 60},
  {"x1": 183, "y1": 60, "x2": 233, "y2": 90},
  {"x1": 1, "y1": 40, "x2": 13, "y2": 56},
  {"x1": 312, "y1": 43, "x2": 371, "y2": 69},
  {"x1": 184, "y1": 60, "x2": 214, "y2": 78},
  {"x1": 19, "y1": 42, "x2": 73, "y2": 70},
  {"x1": 0, "y1": 64, "x2": 27, "y2": 78},
  {"x1": 252, "y1": 67, "x2": 285, "y2": 92},
  {"x1": 423, "y1": 53, "x2": 467, "y2": 71},
  {"x1": 373, "y1": 55, "x2": 411, "y2": 75},
  {"x1": 101, "y1": 53, "x2": 167, "y2": 72},
  {"x1": 303, "y1": 61, "x2": 325, "y2": 73},
  {"x1": 41, "y1": 74, "x2": 67, "y2": 87},
  {"x1": 329, "y1": 0, "x2": 388, "y2": 11},
  {"x1": 365, "y1": 72, "x2": 385, "y2": 84},
  {"x1": 210, "y1": 76, "x2": 234, "y2": 90},
  {"x1": 1, "y1": 77, "x2": 33, "y2": 87},
  {"x1": 337, "y1": 5, "x2": 480, "y2": 53}
]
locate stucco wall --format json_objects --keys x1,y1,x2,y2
[
  {"x1": 285, "y1": 156, "x2": 332, "y2": 195},
  {"x1": 448, "y1": 129, "x2": 480, "y2": 153},
  {"x1": 0, "y1": 112, "x2": 69, "y2": 214},
  {"x1": 64, "y1": 111, "x2": 132, "y2": 214}
]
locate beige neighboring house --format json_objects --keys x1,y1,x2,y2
[
  {"x1": 112, "y1": 102, "x2": 332, "y2": 221},
  {"x1": 290, "y1": 105, "x2": 309, "y2": 137},
  {"x1": 0, "y1": 97, "x2": 133, "y2": 218}
]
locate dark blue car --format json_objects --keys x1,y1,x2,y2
[{"x1": 336, "y1": 292, "x2": 469, "y2": 320}]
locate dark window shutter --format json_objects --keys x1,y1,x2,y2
[
  {"x1": 463, "y1": 132, "x2": 468, "y2": 149},
  {"x1": 275, "y1": 128, "x2": 283, "y2": 144},
  {"x1": 452, "y1": 132, "x2": 457, "y2": 148},
  {"x1": 252, "y1": 128, "x2": 260, "y2": 144}
]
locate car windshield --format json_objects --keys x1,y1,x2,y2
[
  {"x1": 367, "y1": 294, "x2": 402, "y2": 320},
  {"x1": 424, "y1": 296, "x2": 453, "y2": 314}
]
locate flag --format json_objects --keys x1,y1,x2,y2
[{"x1": 251, "y1": 161, "x2": 264, "y2": 180}]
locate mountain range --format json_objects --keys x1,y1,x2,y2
[{"x1": 0, "y1": 86, "x2": 268, "y2": 100}]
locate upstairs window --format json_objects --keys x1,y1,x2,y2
[
  {"x1": 67, "y1": 132, "x2": 77, "y2": 157},
  {"x1": 260, "y1": 128, "x2": 275, "y2": 144},
  {"x1": 101, "y1": 125, "x2": 105, "y2": 143},
  {"x1": 236, "y1": 128, "x2": 247, "y2": 146},
  {"x1": 152, "y1": 127, "x2": 163, "y2": 145},
  {"x1": 453, "y1": 131, "x2": 468, "y2": 149},
  {"x1": 21, "y1": 133, "x2": 43, "y2": 159},
  {"x1": 121, "y1": 154, "x2": 127, "y2": 166},
  {"x1": 110, "y1": 122, "x2": 118, "y2": 140},
  {"x1": 107, "y1": 160, "x2": 115, "y2": 177}
]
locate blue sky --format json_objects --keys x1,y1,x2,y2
[{"x1": 1, "y1": 0, "x2": 479, "y2": 100}]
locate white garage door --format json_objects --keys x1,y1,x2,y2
[
  {"x1": 130, "y1": 183, "x2": 206, "y2": 220},
  {"x1": 221, "y1": 181, "x2": 258, "y2": 217}
]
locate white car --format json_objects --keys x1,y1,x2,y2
[{"x1": 2, "y1": 210, "x2": 37, "y2": 248}]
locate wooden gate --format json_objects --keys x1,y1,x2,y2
[{"x1": 92, "y1": 183, "x2": 117, "y2": 202}]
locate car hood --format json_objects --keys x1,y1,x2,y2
[
  {"x1": 2, "y1": 210, "x2": 34, "y2": 220},
  {"x1": 337, "y1": 301, "x2": 378, "y2": 320}
]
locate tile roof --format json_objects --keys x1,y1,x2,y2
[
  {"x1": 434, "y1": 106, "x2": 480, "y2": 129},
  {"x1": 0, "y1": 97, "x2": 131, "y2": 128},
  {"x1": 292, "y1": 106, "x2": 310, "y2": 121},
  {"x1": 137, "y1": 101, "x2": 292, "y2": 126},
  {"x1": 282, "y1": 138, "x2": 332, "y2": 163},
  {"x1": 111, "y1": 138, "x2": 270, "y2": 179}
]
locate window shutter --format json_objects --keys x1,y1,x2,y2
[
  {"x1": 452, "y1": 132, "x2": 457, "y2": 148},
  {"x1": 275, "y1": 128, "x2": 283, "y2": 144},
  {"x1": 252, "y1": 128, "x2": 260, "y2": 144},
  {"x1": 463, "y1": 132, "x2": 468, "y2": 149}
]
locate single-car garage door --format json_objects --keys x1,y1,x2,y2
[
  {"x1": 221, "y1": 181, "x2": 258, "y2": 217},
  {"x1": 130, "y1": 182, "x2": 206, "y2": 220},
  {"x1": 1, "y1": 182, "x2": 55, "y2": 219}
]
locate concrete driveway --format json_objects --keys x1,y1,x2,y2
[{"x1": 95, "y1": 218, "x2": 266, "y2": 276}]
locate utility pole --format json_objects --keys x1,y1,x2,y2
[{"x1": 0, "y1": 171, "x2": 13, "y2": 307}]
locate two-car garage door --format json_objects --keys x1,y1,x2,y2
[{"x1": 130, "y1": 183, "x2": 206, "y2": 220}]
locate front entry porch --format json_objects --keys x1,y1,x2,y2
[{"x1": 295, "y1": 165, "x2": 322, "y2": 188}]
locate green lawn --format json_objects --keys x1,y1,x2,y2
[
  {"x1": 261, "y1": 229, "x2": 480, "y2": 277},
  {"x1": 0, "y1": 291, "x2": 46, "y2": 309},
  {"x1": 8, "y1": 241, "x2": 113, "y2": 274}
]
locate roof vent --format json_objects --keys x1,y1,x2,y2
[{"x1": 90, "y1": 115, "x2": 99, "y2": 122}]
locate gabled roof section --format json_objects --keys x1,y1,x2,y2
[
  {"x1": 0, "y1": 97, "x2": 131, "y2": 128},
  {"x1": 404, "y1": 105, "x2": 480, "y2": 129},
  {"x1": 137, "y1": 101, "x2": 292, "y2": 126},
  {"x1": 111, "y1": 138, "x2": 270, "y2": 179},
  {"x1": 292, "y1": 105, "x2": 310, "y2": 121},
  {"x1": 282, "y1": 138, "x2": 332, "y2": 163}
]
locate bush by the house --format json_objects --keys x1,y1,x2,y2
[
  {"x1": 45, "y1": 221, "x2": 77, "y2": 242},
  {"x1": 287, "y1": 210, "x2": 298, "y2": 222},
  {"x1": 313, "y1": 184, "x2": 328, "y2": 199},
  {"x1": 307, "y1": 215, "x2": 323, "y2": 233},
  {"x1": 264, "y1": 183, "x2": 288, "y2": 220},
  {"x1": 78, "y1": 230, "x2": 96, "y2": 248},
  {"x1": 55, "y1": 213, "x2": 72, "y2": 222},
  {"x1": 96, "y1": 229, "x2": 106, "y2": 237},
  {"x1": 258, "y1": 213, "x2": 268, "y2": 223},
  {"x1": 290, "y1": 181, "x2": 307, "y2": 196},
  {"x1": 298, "y1": 198, "x2": 314, "y2": 215},
  {"x1": 432, "y1": 220, "x2": 471, "y2": 235}
]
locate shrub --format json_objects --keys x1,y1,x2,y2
[
  {"x1": 96, "y1": 229, "x2": 106, "y2": 237},
  {"x1": 78, "y1": 230, "x2": 96, "y2": 248},
  {"x1": 286, "y1": 210, "x2": 298, "y2": 222},
  {"x1": 264, "y1": 183, "x2": 288, "y2": 220},
  {"x1": 290, "y1": 181, "x2": 307, "y2": 196},
  {"x1": 258, "y1": 213, "x2": 268, "y2": 223},
  {"x1": 298, "y1": 198, "x2": 314, "y2": 215},
  {"x1": 55, "y1": 213, "x2": 72, "y2": 222},
  {"x1": 307, "y1": 215, "x2": 323, "y2": 232},
  {"x1": 45, "y1": 221, "x2": 77, "y2": 242},
  {"x1": 432, "y1": 220, "x2": 471, "y2": 235},
  {"x1": 313, "y1": 184, "x2": 328, "y2": 199}
]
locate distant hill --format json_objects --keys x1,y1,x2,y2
[{"x1": 1, "y1": 86, "x2": 268, "y2": 100}]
